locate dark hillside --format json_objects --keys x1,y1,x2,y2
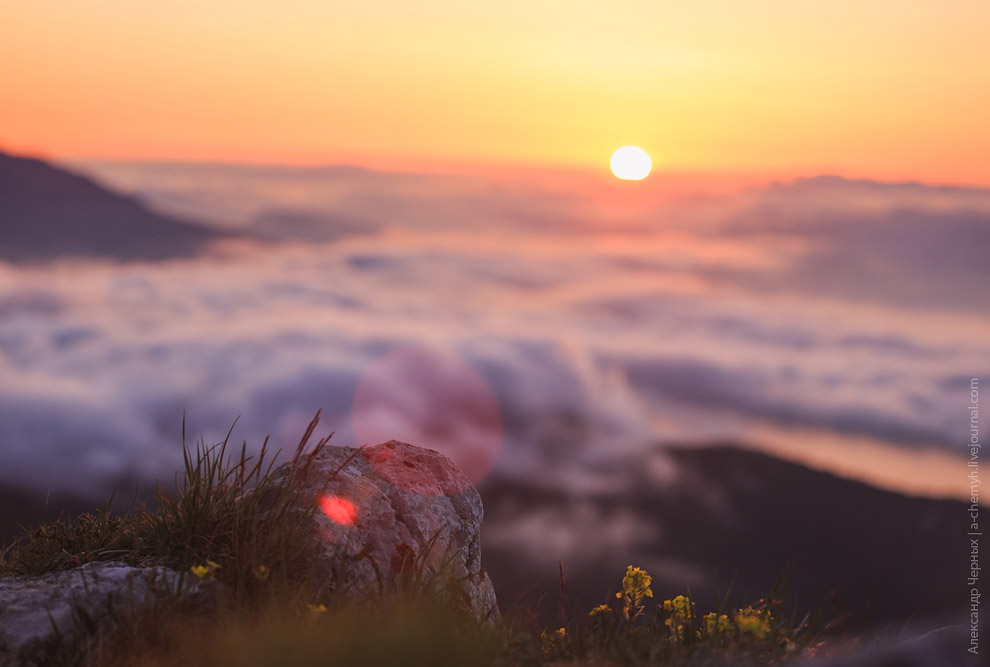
[
  {"x1": 481, "y1": 444, "x2": 966, "y2": 628},
  {"x1": 0, "y1": 151, "x2": 224, "y2": 261}
]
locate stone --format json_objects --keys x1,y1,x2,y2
[
  {"x1": 0, "y1": 561, "x2": 205, "y2": 666},
  {"x1": 267, "y1": 440, "x2": 500, "y2": 623}
]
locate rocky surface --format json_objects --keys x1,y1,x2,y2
[
  {"x1": 0, "y1": 561, "x2": 205, "y2": 666},
  {"x1": 267, "y1": 440, "x2": 500, "y2": 623}
]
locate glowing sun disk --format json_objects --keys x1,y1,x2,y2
[{"x1": 610, "y1": 146, "x2": 652, "y2": 180}]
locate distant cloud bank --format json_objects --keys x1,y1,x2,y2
[{"x1": 1, "y1": 162, "x2": 987, "y2": 504}]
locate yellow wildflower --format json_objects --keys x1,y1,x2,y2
[
  {"x1": 735, "y1": 606, "x2": 771, "y2": 638},
  {"x1": 704, "y1": 612, "x2": 731, "y2": 635},
  {"x1": 662, "y1": 595, "x2": 694, "y2": 641},
  {"x1": 190, "y1": 560, "x2": 221, "y2": 582},
  {"x1": 616, "y1": 565, "x2": 653, "y2": 621},
  {"x1": 589, "y1": 604, "x2": 611, "y2": 618},
  {"x1": 539, "y1": 627, "x2": 568, "y2": 659},
  {"x1": 619, "y1": 566, "x2": 653, "y2": 601}
]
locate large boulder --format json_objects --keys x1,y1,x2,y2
[
  {"x1": 268, "y1": 440, "x2": 500, "y2": 623},
  {"x1": 0, "y1": 561, "x2": 204, "y2": 666}
]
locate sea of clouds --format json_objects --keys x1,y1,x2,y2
[{"x1": 1, "y1": 162, "x2": 988, "y2": 509}]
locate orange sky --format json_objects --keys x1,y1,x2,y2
[{"x1": 2, "y1": 0, "x2": 989, "y2": 184}]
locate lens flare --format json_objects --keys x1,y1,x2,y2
[
  {"x1": 319, "y1": 494, "x2": 357, "y2": 525},
  {"x1": 351, "y1": 345, "x2": 504, "y2": 491}
]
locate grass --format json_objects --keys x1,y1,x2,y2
[
  {"x1": 0, "y1": 415, "x2": 830, "y2": 666},
  {"x1": 1, "y1": 414, "x2": 342, "y2": 609}
]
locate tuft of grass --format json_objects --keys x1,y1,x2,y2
[{"x1": 0, "y1": 412, "x2": 341, "y2": 610}]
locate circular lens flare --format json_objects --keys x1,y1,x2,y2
[
  {"x1": 351, "y1": 345, "x2": 503, "y2": 491},
  {"x1": 610, "y1": 146, "x2": 652, "y2": 180}
]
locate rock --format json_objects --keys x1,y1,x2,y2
[
  {"x1": 0, "y1": 561, "x2": 205, "y2": 666},
  {"x1": 267, "y1": 440, "x2": 500, "y2": 623}
]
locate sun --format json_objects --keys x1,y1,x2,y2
[{"x1": 610, "y1": 146, "x2": 652, "y2": 180}]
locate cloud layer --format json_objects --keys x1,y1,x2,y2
[{"x1": 1, "y1": 165, "x2": 988, "y2": 506}]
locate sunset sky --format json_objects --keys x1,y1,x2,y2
[{"x1": 3, "y1": 0, "x2": 988, "y2": 183}]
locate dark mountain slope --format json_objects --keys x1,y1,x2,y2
[
  {"x1": 0, "y1": 151, "x2": 224, "y2": 261},
  {"x1": 480, "y1": 444, "x2": 966, "y2": 629}
]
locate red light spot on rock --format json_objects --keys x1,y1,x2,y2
[{"x1": 319, "y1": 494, "x2": 357, "y2": 525}]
